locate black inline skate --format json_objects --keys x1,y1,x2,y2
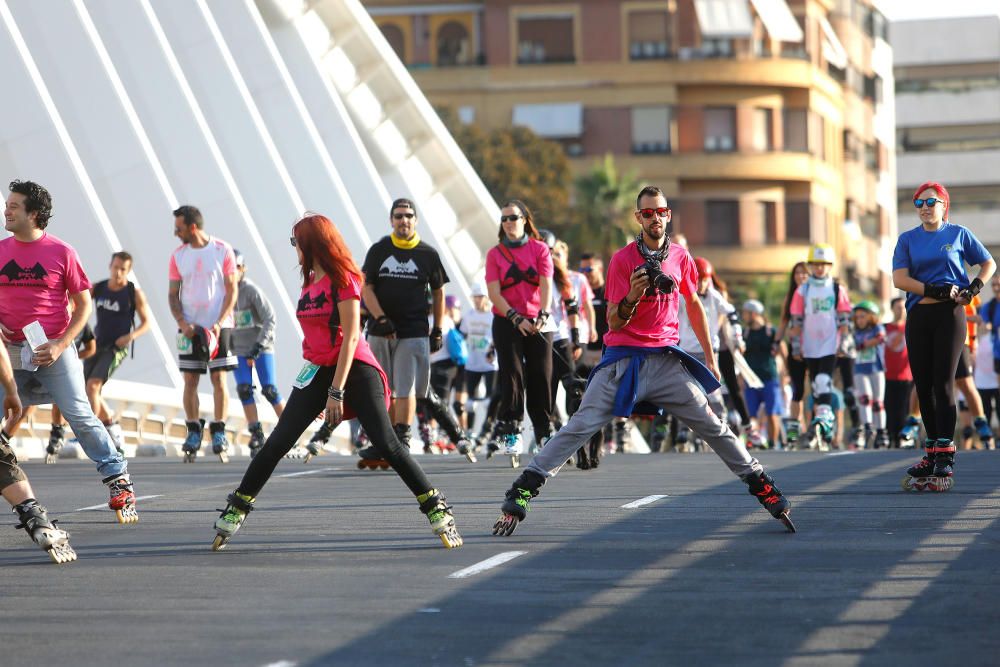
[
  {"x1": 247, "y1": 422, "x2": 265, "y2": 459},
  {"x1": 15, "y1": 500, "x2": 76, "y2": 564},
  {"x1": 182, "y1": 419, "x2": 204, "y2": 463},
  {"x1": 45, "y1": 424, "x2": 66, "y2": 464},
  {"x1": 744, "y1": 471, "x2": 795, "y2": 532},
  {"x1": 902, "y1": 439, "x2": 954, "y2": 492},
  {"x1": 492, "y1": 470, "x2": 545, "y2": 536},
  {"x1": 304, "y1": 420, "x2": 334, "y2": 463},
  {"x1": 418, "y1": 489, "x2": 463, "y2": 548}
]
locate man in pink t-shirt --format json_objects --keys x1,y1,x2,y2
[
  {"x1": 0, "y1": 180, "x2": 136, "y2": 523},
  {"x1": 168, "y1": 205, "x2": 239, "y2": 461},
  {"x1": 492, "y1": 186, "x2": 795, "y2": 537}
]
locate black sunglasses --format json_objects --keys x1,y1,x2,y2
[
  {"x1": 289, "y1": 236, "x2": 296, "y2": 247},
  {"x1": 913, "y1": 198, "x2": 942, "y2": 208},
  {"x1": 500, "y1": 214, "x2": 522, "y2": 223},
  {"x1": 637, "y1": 207, "x2": 670, "y2": 219},
  {"x1": 393, "y1": 212, "x2": 415, "y2": 220}
]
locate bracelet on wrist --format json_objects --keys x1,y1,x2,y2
[{"x1": 327, "y1": 386, "x2": 345, "y2": 402}]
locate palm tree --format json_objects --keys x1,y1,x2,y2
[{"x1": 559, "y1": 153, "x2": 642, "y2": 260}]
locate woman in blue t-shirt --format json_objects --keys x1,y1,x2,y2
[{"x1": 892, "y1": 181, "x2": 995, "y2": 489}]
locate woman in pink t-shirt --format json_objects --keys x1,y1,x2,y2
[
  {"x1": 211, "y1": 214, "x2": 462, "y2": 551},
  {"x1": 484, "y1": 199, "x2": 555, "y2": 462}
]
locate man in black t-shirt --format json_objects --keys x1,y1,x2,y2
[
  {"x1": 362, "y1": 198, "x2": 456, "y2": 451},
  {"x1": 579, "y1": 254, "x2": 608, "y2": 369}
]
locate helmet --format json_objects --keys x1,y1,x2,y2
[
  {"x1": 470, "y1": 282, "x2": 487, "y2": 297},
  {"x1": 537, "y1": 229, "x2": 557, "y2": 250},
  {"x1": 742, "y1": 299, "x2": 765, "y2": 315},
  {"x1": 854, "y1": 300, "x2": 880, "y2": 316},
  {"x1": 807, "y1": 243, "x2": 835, "y2": 264},
  {"x1": 694, "y1": 257, "x2": 714, "y2": 279}
]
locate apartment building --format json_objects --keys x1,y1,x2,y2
[
  {"x1": 364, "y1": 0, "x2": 897, "y2": 297},
  {"x1": 891, "y1": 14, "x2": 1000, "y2": 257}
]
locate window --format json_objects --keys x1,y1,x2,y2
[
  {"x1": 843, "y1": 130, "x2": 862, "y2": 162},
  {"x1": 705, "y1": 200, "x2": 740, "y2": 245},
  {"x1": 783, "y1": 109, "x2": 808, "y2": 152},
  {"x1": 700, "y1": 38, "x2": 733, "y2": 58},
  {"x1": 785, "y1": 201, "x2": 810, "y2": 241},
  {"x1": 751, "y1": 108, "x2": 774, "y2": 152},
  {"x1": 379, "y1": 24, "x2": 406, "y2": 64},
  {"x1": 863, "y1": 74, "x2": 883, "y2": 103},
  {"x1": 631, "y1": 107, "x2": 671, "y2": 154},
  {"x1": 863, "y1": 142, "x2": 877, "y2": 171},
  {"x1": 704, "y1": 107, "x2": 736, "y2": 152},
  {"x1": 629, "y1": 10, "x2": 671, "y2": 60},
  {"x1": 757, "y1": 201, "x2": 777, "y2": 244},
  {"x1": 437, "y1": 21, "x2": 472, "y2": 66},
  {"x1": 517, "y1": 16, "x2": 575, "y2": 64}
]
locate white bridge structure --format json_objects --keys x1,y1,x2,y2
[{"x1": 0, "y1": 0, "x2": 498, "y2": 454}]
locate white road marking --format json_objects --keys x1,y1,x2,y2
[
  {"x1": 827, "y1": 450, "x2": 858, "y2": 457},
  {"x1": 278, "y1": 467, "x2": 338, "y2": 478},
  {"x1": 75, "y1": 494, "x2": 161, "y2": 512},
  {"x1": 621, "y1": 494, "x2": 668, "y2": 509},
  {"x1": 448, "y1": 551, "x2": 526, "y2": 579},
  {"x1": 261, "y1": 661, "x2": 297, "y2": 667},
  {"x1": 418, "y1": 608, "x2": 441, "y2": 613}
]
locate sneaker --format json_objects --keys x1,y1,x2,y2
[{"x1": 503, "y1": 432, "x2": 523, "y2": 456}]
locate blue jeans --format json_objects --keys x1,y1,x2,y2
[{"x1": 4, "y1": 344, "x2": 126, "y2": 478}]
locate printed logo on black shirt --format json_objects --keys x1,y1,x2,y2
[
  {"x1": 378, "y1": 256, "x2": 420, "y2": 279},
  {"x1": 0, "y1": 259, "x2": 48, "y2": 285}
]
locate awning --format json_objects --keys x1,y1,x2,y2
[
  {"x1": 694, "y1": 0, "x2": 753, "y2": 39},
  {"x1": 512, "y1": 103, "x2": 583, "y2": 139},
  {"x1": 819, "y1": 14, "x2": 848, "y2": 69},
  {"x1": 750, "y1": 0, "x2": 803, "y2": 42}
]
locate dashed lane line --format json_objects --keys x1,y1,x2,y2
[
  {"x1": 448, "y1": 551, "x2": 527, "y2": 579},
  {"x1": 621, "y1": 494, "x2": 668, "y2": 509}
]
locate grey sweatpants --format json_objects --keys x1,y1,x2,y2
[{"x1": 528, "y1": 352, "x2": 762, "y2": 479}]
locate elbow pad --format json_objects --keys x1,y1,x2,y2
[
  {"x1": 563, "y1": 297, "x2": 579, "y2": 316},
  {"x1": 837, "y1": 312, "x2": 851, "y2": 328}
]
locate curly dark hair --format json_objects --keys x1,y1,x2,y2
[{"x1": 9, "y1": 180, "x2": 53, "y2": 229}]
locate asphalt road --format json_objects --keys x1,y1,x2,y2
[{"x1": 3, "y1": 450, "x2": 999, "y2": 667}]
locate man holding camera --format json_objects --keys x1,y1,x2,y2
[{"x1": 492, "y1": 186, "x2": 794, "y2": 536}]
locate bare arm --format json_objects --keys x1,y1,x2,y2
[
  {"x1": 431, "y1": 287, "x2": 444, "y2": 330},
  {"x1": 0, "y1": 345, "x2": 21, "y2": 424},
  {"x1": 215, "y1": 272, "x2": 238, "y2": 332},
  {"x1": 608, "y1": 268, "x2": 649, "y2": 332},
  {"x1": 33, "y1": 291, "x2": 91, "y2": 366},
  {"x1": 325, "y1": 299, "x2": 361, "y2": 426},
  {"x1": 361, "y1": 283, "x2": 386, "y2": 320},
  {"x1": 584, "y1": 293, "x2": 597, "y2": 343},
  {"x1": 169, "y1": 279, "x2": 193, "y2": 337},
  {"x1": 538, "y1": 275, "x2": 552, "y2": 321},
  {"x1": 685, "y1": 292, "x2": 721, "y2": 379},
  {"x1": 892, "y1": 267, "x2": 926, "y2": 297},
  {"x1": 79, "y1": 337, "x2": 97, "y2": 360}
]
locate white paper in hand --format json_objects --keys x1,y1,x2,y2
[
  {"x1": 22, "y1": 321, "x2": 47, "y2": 351},
  {"x1": 20, "y1": 344, "x2": 37, "y2": 372}
]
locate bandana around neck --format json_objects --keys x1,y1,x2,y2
[
  {"x1": 501, "y1": 233, "x2": 530, "y2": 248},
  {"x1": 390, "y1": 232, "x2": 420, "y2": 250}
]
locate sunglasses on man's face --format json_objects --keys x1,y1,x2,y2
[
  {"x1": 500, "y1": 214, "x2": 522, "y2": 223},
  {"x1": 638, "y1": 207, "x2": 670, "y2": 219},
  {"x1": 393, "y1": 212, "x2": 415, "y2": 220},
  {"x1": 913, "y1": 198, "x2": 943, "y2": 209}
]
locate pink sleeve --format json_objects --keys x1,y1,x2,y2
[
  {"x1": 338, "y1": 274, "x2": 362, "y2": 301},
  {"x1": 605, "y1": 253, "x2": 630, "y2": 304},
  {"x1": 168, "y1": 254, "x2": 180, "y2": 281},
  {"x1": 581, "y1": 277, "x2": 594, "y2": 303},
  {"x1": 222, "y1": 247, "x2": 237, "y2": 276},
  {"x1": 63, "y1": 247, "x2": 91, "y2": 294},
  {"x1": 484, "y1": 247, "x2": 500, "y2": 283},
  {"x1": 790, "y1": 288, "x2": 804, "y2": 316},
  {"x1": 836, "y1": 286, "x2": 852, "y2": 312},
  {"x1": 676, "y1": 250, "x2": 698, "y2": 298},
  {"x1": 536, "y1": 242, "x2": 553, "y2": 278}
]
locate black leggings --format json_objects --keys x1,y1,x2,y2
[
  {"x1": 982, "y1": 388, "x2": 999, "y2": 426},
  {"x1": 492, "y1": 315, "x2": 553, "y2": 434},
  {"x1": 788, "y1": 355, "x2": 807, "y2": 402},
  {"x1": 837, "y1": 356, "x2": 860, "y2": 428},
  {"x1": 237, "y1": 361, "x2": 431, "y2": 498},
  {"x1": 718, "y1": 349, "x2": 750, "y2": 425},
  {"x1": 551, "y1": 338, "x2": 580, "y2": 418},
  {"x1": 885, "y1": 379, "x2": 913, "y2": 441},
  {"x1": 905, "y1": 302, "x2": 965, "y2": 440}
]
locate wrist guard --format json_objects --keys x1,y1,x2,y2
[
  {"x1": 570, "y1": 328, "x2": 581, "y2": 348},
  {"x1": 563, "y1": 297, "x2": 579, "y2": 316},
  {"x1": 535, "y1": 310, "x2": 550, "y2": 329},
  {"x1": 368, "y1": 315, "x2": 396, "y2": 337},
  {"x1": 924, "y1": 283, "x2": 954, "y2": 300},
  {"x1": 247, "y1": 342, "x2": 263, "y2": 360},
  {"x1": 429, "y1": 327, "x2": 443, "y2": 353},
  {"x1": 506, "y1": 308, "x2": 525, "y2": 326},
  {"x1": 959, "y1": 278, "x2": 984, "y2": 301},
  {"x1": 327, "y1": 386, "x2": 345, "y2": 402}
]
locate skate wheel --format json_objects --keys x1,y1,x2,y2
[
  {"x1": 437, "y1": 525, "x2": 464, "y2": 549},
  {"x1": 218, "y1": 452, "x2": 229, "y2": 464},
  {"x1": 47, "y1": 543, "x2": 77, "y2": 564},
  {"x1": 211, "y1": 534, "x2": 229, "y2": 551},
  {"x1": 304, "y1": 453, "x2": 314, "y2": 464},
  {"x1": 356, "y1": 460, "x2": 367, "y2": 470},
  {"x1": 491, "y1": 513, "x2": 520, "y2": 537},
  {"x1": 115, "y1": 506, "x2": 139, "y2": 525},
  {"x1": 378, "y1": 461, "x2": 391, "y2": 470},
  {"x1": 464, "y1": 451, "x2": 478, "y2": 463},
  {"x1": 779, "y1": 512, "x2": 796, "y2": 533},
  {"x1": 901, "y1": 475, "x2": 916, "y2": 492},
  {"x1": 183, "y1": 451, "x2": 196, "y2": 463},
  {"x1": 45, "y1": 453, "x2": 57, "y2": 464},
  {"x1": 510, "y1": 454, "x2": 520, "y2": 469}
]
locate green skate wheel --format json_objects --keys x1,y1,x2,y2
[{"x1": 211, "y1": 534, "x2": 229, "y2": 551}]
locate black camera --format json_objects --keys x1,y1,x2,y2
[{"x1": 642, "y1": 261, "x2": 675, "y2": 295}]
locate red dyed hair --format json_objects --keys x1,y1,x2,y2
[
  {"x1": 292, "y1": 214, "x2": 361, "y2": 289},
  {"x1": 912, "y1": 181, "x2": 950, "y2": 220}
]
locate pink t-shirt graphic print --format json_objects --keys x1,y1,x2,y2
[{"x1": 0, "y1": 234, "x2": 91, "y2": 343}]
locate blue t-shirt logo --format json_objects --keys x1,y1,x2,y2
[{"x1": 941, "y1": 243, "x2": 954, "y2": 252}]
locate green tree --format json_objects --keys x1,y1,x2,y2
[
  {"x1": 557, "y1": 153, "x2": 642, "y2": 260},
  {"x1": 437, "y1": 107, "x2": 571, "y2": 229}
]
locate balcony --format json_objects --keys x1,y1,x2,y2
[{"x1": 608, "y1": 150, "x2": 838, "y2": 183}]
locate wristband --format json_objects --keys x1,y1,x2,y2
[
  {"x1": 923, "y1": 283, "x2": 954, "y2": 300},
  {"x1": 327, "y1": 386, "x2": 345, "y2": 402},
  {"x1": 616, "y1": 299, "x2": 637, "y2": 322},
  {"x1": 536, "y1": 310, "x2": 550, "y2": 328},
  {"x1": 506, "y1": 308, "x2": 524, "y2": 326},
  {"x1": 966, "y1": 278, "x2": 984, "y2": 297}
]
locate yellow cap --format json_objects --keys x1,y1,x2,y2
[{"x1": 807, "y1": 243, "x2": 835, "y2": 264}]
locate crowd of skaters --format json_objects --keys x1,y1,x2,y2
[{"x1": 0, "y1": 175, "x2": 994, "y2": 561}]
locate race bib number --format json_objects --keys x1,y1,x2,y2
[
  {"x1": 858, "y1": 346, "x2": 876, "y2": 364},
  {"x1": 176, "y1": 333, "x2": 193, "y2": 354},
  {"x1": 234, "y1": 309, "x2": 254, "y2": 329},
  {"x1": 293, "y1": 362, "x2": 320, "y2": 389}
]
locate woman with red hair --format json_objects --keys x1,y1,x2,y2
[
  {"x1": 893, "y1": 182, "x2": 995, "y2": 491},
  {"x1": 211, "y1": 214, "x2": 463, "y2": 549}
]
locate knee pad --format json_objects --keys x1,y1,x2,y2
[
  {"x1": 872, "y1": 400, "x2": 884, "y2": 412},
  {"x1": 813, "y1": 373, "x2": 832, "y2": 397},
  {"x1": 843, "y1": 388, "x2": 857, "y2": 408},
  {"x1": 858, "y1": 394, "x2": 871, "y2": 407},
  {"x1": 962, "y1": 425, "x2": 975, "y2": 440},
  {"x1": 236, "y1": 383, "x2": 255, "y2": 404},
  {"x1": 261, "y1": 384, "x2": 281, "y2": 404}
]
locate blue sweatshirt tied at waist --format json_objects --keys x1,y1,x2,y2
[{"x1": 589, "y1": 345, "x2": 722, "y2": 418}]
